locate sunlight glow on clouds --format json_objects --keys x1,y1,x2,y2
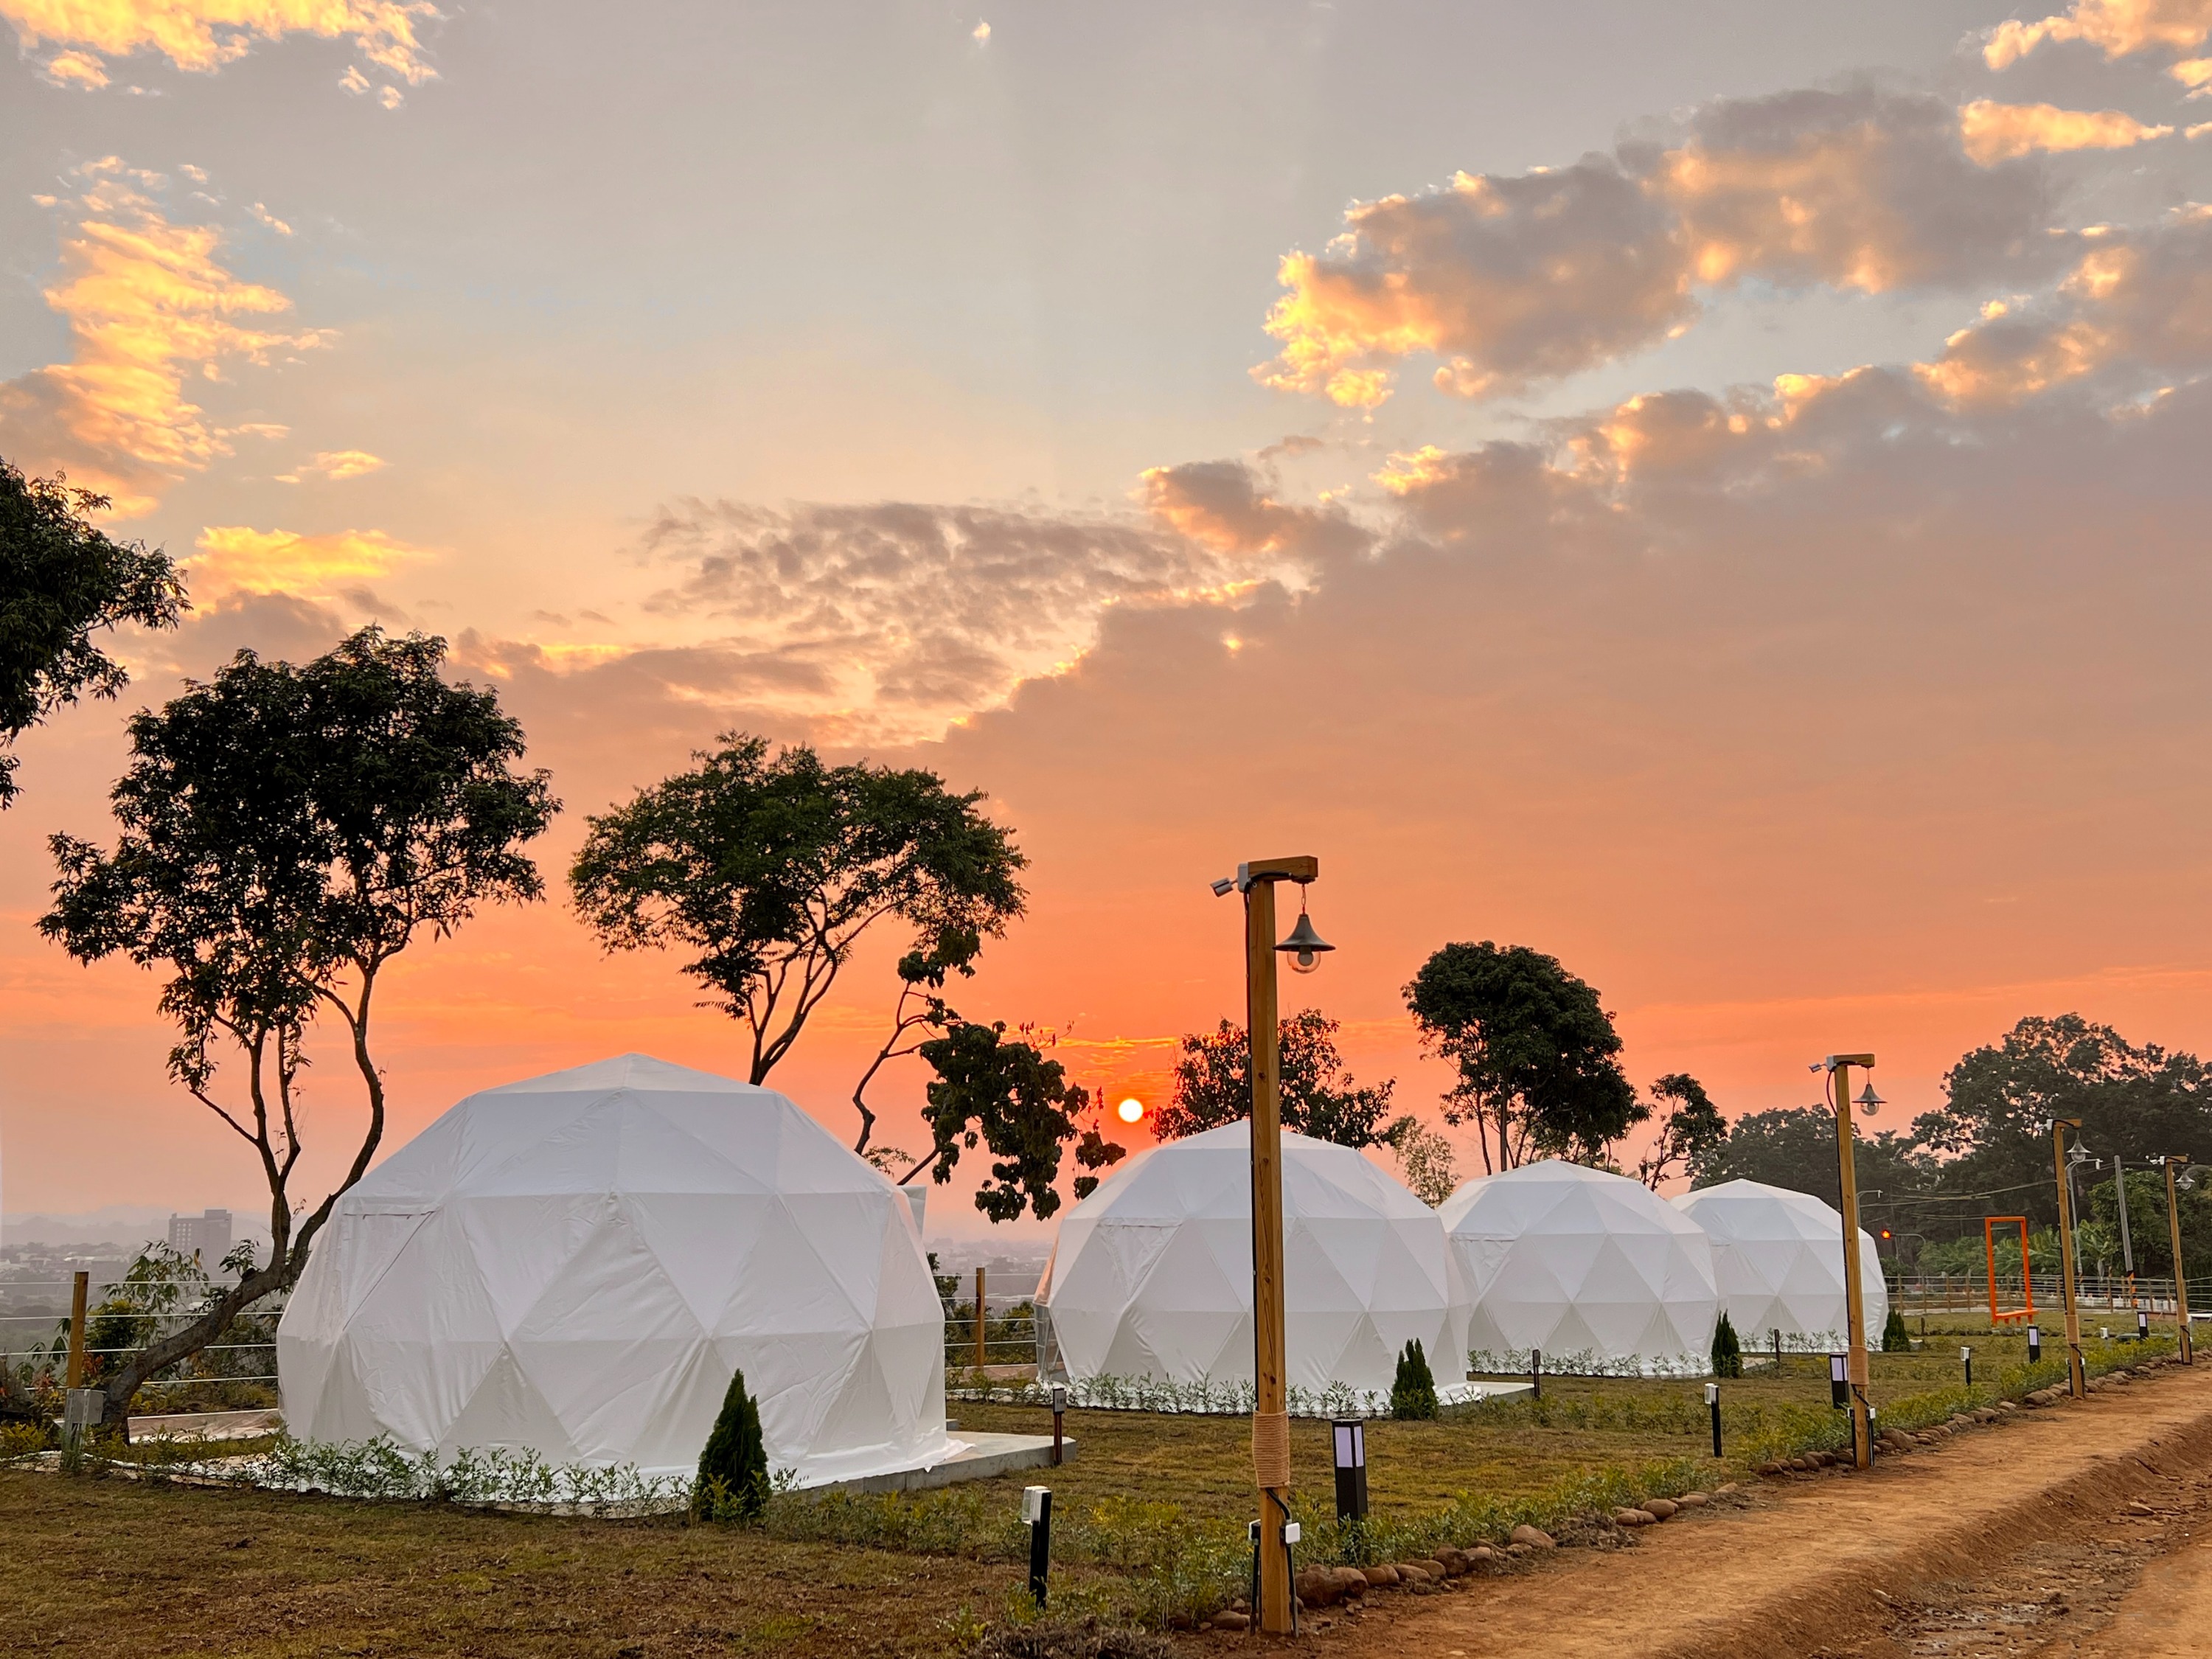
[
  {"x1": 278, "y1": 448, "x2": 386, "y2": 482},
  {"x1": 1256, "y1": 89, "x2": 2052, "y2": 408},
  {"x1": 619, "y1": 484, "x2": 1335, "y2": 742},
  {"x1": 1960, "y1": 100, "x2": 2174, "y2": 163},
  {"x1": 187, "y1": 524, "x2": 432, "y2": 598},
  {"x1": 0, "y1": 159, "x2": 327, "y2": 515},
  {"x1": 1985, "y1": 0, "x2": 2212, "y2": 69},
  {"x1": 0, "y1": 0, "x2": 439, "y2": 95}
]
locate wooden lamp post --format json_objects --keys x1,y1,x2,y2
[
  {"x1": 1214, "y1": 855, "x2": 1328, "y2": 1637},
  {"x1": 2053, "y1": 1119, "x2": 2087, "y2": 1398},
  {"x1": 1817, "y1": 1054, "x2": 1877, "y2": 1470},
  {"x1": 2161, "y1": 1155, "x2": 2194, "y2": 1364}
]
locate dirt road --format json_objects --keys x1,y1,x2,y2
[{"x1": 1277, "y1": 1361, "x2": 2212, "y2": 1659}]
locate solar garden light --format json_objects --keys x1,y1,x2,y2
[
  {"x1": 2140, "y1": 1309, "x2": 2151, "y2": 1342},
  {"x1": 1050, "y1": 1383, "x2": 1067, "y2": 1467},
  {"x1": 1332, "y1": 1417, "x2": 1369, "y2": 1524},
  {"x1": 1961, "y1": 1346, "x2": 1973, "y2": 1386},
  {"x1": 2028, "y1": 1325, "x2": 2042, "y2": 1364},
  {"x1": 1705, "y1": 1382, "x2": 1722, "y2": 1458},
  {"x1": 2101, "y1": 1326, "x2": 2111, "y2": 1342},
  {"x1": 1829, "y1": 1352, "x2": 1850, "y2": 1409},
  {"x1": 1531, "y1": 1346, "x2": 1542, "y2": 1399},
  {"x1": 1211, "y1": 855, "x2": 1328, "y2": 1637},
  {"x1": 1023, "y1": 1486, "x2": 1053, "y2": 1607},
  {"x1": 2164, "y1": 1158, "x2": 2198, "y2": 1363},
  {"x1": 1811, "y1": 1054, "x2": 1878, "y2": 1467}
]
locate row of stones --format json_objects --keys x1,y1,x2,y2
[
  {"x1": 1753, "y1": 1354, "x2": 2180, "y2": 1478},
  {"x1": 1198, "y1": 1498, "x2": 1731, "y2": 1632}
]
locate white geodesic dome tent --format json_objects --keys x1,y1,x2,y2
[
  {"x1": 1036, "y1": 1120, "x2": 1469, "y2": 1405},
  {"x1": 1672, "y1": 1180, "x2": 1889, "y2": 1351},
  {"x1": 277, "y1": 1054, "x2": 949, "y2": 1487},
  {"x1": 1441, "y1": 1159, "x2": 1719, "y2": 1375}
]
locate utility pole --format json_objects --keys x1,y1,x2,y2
[
  {"x1": 2054, "y1": 1120, "x2": 2087, "y2": 1398},
  {"x1": 1824, "y1": 1055, "x2": 1877, "y2": 1470},
  {"x1": 2163, "y1": 1155, "x2": 2194, "y2": 1364}
]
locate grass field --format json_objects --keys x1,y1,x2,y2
[{"x1": 2, "y1": 1318, "x2": 2177, "y2": 1655}]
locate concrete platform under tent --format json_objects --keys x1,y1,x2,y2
[{"x1": 814, "y1": 1431, "x2": 1075, "y2": 1495}]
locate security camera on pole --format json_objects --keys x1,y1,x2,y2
[
  {"x1": 1210, "y1": 855, "x2": 1331, "y2": 1638},
  {"x1": 1812, "y1": 1054, "x2": 1878, "y2": 1470}
]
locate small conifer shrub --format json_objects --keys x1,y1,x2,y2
[
  {"x1": 1711, "y1": 1310, "x2": 1743, "y2": 1378},
  {"x1": 1882, "y1": 1307, "x2": 1912, "y2": 1352},
  {"x1": 692, "y1": 1366, "x2": 770, "y2": 1522},
  {"x1": 1390, "y1": 1338, "x2": 1438, "y2": 1419}
]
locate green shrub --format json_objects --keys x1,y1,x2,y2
[
  {"x1": 1882, "y1": 1307, "x2": 1911, "y2": 1352},
  {"x1": 1711, "y1": 1311, "x2": 1742, "y2": 1378},
  {"x1": 693, "y1": 1367, "x2": 770, "y2": 1523},
  {"x1": 1391, "y1": 1338, "x2": 1438, "y2": 1419}
]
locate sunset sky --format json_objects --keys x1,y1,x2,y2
[{"x1": 7, "y1": 0, "x2": 2212, "y2": 1243}]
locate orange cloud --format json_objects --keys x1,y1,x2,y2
[
  {"x1": 1256, "y1": 89, "x2": 2051, "y2": 407},
  {"x1": 0, "y1": 160, "x2": 326, "y2": 515},
  {"x1": 1985, "y1": 0, "x2": 2212, "y2": 68},
  {"x1": 279, "y1": 448, "x2": 386, "y2": 482},
  {"x1": 1960, "y1": 100, "x2": 2173, "y2": 164},
  {"x1": 39, "y1": 44, "x2": 106, "y2": 83},
  {"x1": 0, "y1": 0, "x2": 440, "y2": 88},
  {"x1": 1914, "y1": 210, "x2": 2212, "y2": 407},
  {"x1": 187, "y1": 524, "x2": 433, "y2": 597}
]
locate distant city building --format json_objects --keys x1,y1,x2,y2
[{"x1": 168, "y1": 1208, "x2": 233, "y2": 1264}]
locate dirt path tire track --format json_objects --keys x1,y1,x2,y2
[{"x1": 1278, "y1": 1363, "x2": 2212, "y2": 1659}]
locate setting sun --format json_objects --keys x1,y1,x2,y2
[{"x1": 1116, "y1": 1097, "x2": 1145, "y2": 1124}]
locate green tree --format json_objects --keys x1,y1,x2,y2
[
  {"x1": 911, "y1": 1020, "x2": 1098, "y2": 1222},
  {"x1": 1635, "y1": 1073, "x2": 1726, "y2": 1190},
  {"x1": 1402, "y1": 942, "x2": 1643, "y2": 1172},
  {"x1": 1, "y1": 462, "x2": 186, "y2": 806},
  {"x1": 569, "y1": 734, "x2": 1026, "y2": 1150},
  {"x1": 40, "y1": 628, "x2": 554, "y2": 1423},
  {"x1": 1382, "y1": 1115, "x2": 1460, "y2": 1206},
  {"x1": 1710, "y1": 1310, "x2": 1742, "y2": 1378},
  {"x1": 1390, "y1": 1338, "x2": 1438, "y2": 1419},
  {"x1": 692, "y1": 1367, "x2": 771, "y2": 1523},
  {"x1": 1687, "y1": 1106, "x2": 1928, "y2": 1220},
  {"x1": 1152, "y1": 1009, "x2": 1396, "y2": 1147},
  {"x1": 1913, "y1": 1015, "x2": 2212, "y2": 1232}
]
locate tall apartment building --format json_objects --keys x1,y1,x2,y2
[{"x1": 168, "y1": 1208, "x2": 233, "y2": 1265}]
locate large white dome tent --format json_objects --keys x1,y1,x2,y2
[
  {"x1": 1441, "y1": 1159, "x2": 1719, "y2": 1375},
  {"x1": 277, "y1": 1054, "x2": 950, "y2": 1487},
  {"x1": 1035, "y1": 1120, "x2": 1475, "y2": 1410},
  {"x1": 1673, "y1": 1179, "x2": 1889, "y2": 1351}
]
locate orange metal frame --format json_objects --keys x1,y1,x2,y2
[{"x1": 1986, "y1": 1216, "x2": 2035, "y2": 1324}]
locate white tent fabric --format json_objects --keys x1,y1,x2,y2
[
  {"x1": 1672, "y1": 1180, "x2": 1889, "y2": 1351},
  {"x1": 277, "y1": 1054, "x2": 949, "y2": 1487},
  {"x1": 1441, "y1": 1160, "x2": 1719, "y2": 1374},
  {"x1": 1037, "y1": 1121, "x2": 1467, "y2": 1402}
]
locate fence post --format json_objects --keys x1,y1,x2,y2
[
  {"x1": 65, "y1": 1270, "x2": 89, "y2": 1390},
  {"x1": 975, "y1": 1267, "x2": 987, "y2": 1370}
]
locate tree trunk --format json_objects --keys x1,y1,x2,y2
[{"x1": 97, "y1": 1254, "x2": 296, "y2": 1429}]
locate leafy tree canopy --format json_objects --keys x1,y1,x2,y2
[
  {"x1": 0, "y1": 461, "x2": 186, "y2": 805},
  {"x1": 1913, "y1": 1015, "x2": 2212, "y2": 1229},
  {"x1": 570, "y1": 735, "x2": 1026, "y2": 1116},
  {"x1": 1152, "y1": 1009, "x2": 1397, "y2": 1147},
  {"x1": 1686, "y1": 1105, "x2": 1928, "y2": 1212},
  {"x1": 915, "y1": 1020, "x2": 1093, "y2": 1222},
  {"x1": 1635, "y1": 1072, "x2": 1725, "y2": 1190},
  {"x1": 37, "y1": 627, "x2": 554, "y2": 1421},
  {"x1": 1403, "y1": 941, "x2": 1641, "y2": 1172}
]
